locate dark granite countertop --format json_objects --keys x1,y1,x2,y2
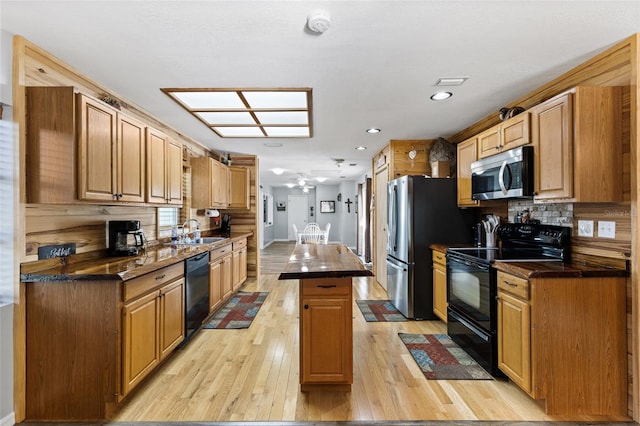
[
  {"x1": 278, "y1": 243, "x2": 373, "y2": 280},
  {"x1": 429, "y1": 243, "x2": 626, "y2": 279},
  {"x1": 492, "y1": 259, "x2": 627, "y2": 279},
  {"x1": 20, "y1": 232, "x2": 252, "y2": 282}
]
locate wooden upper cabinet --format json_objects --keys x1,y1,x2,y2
[
  {"x1": 26, "y1": 87, "x2": 147, "y2": 204},
  {"x1": 478, "y1": 113, "x2": 530, "y2": 159},
  {"x1": 228, "y1": 166, "x2": 250, "y2": 209},
  {"x1": 530, "y1": 93, "x2": 573, "y2": 200},
  {"x1": 192, "y1": 157, "x2": 239, "y2": 209},
  {"x1": 212, "y1": 159, "x2": 229, "y2": 208},
  {"x1": 166, "y1": 140, "x2": 183, "y2": 205},
  {"x1": 531, "y1": 87, "x2": 622, "y2": 202},
  {"x1": 146, "y1": 127, "x2": 182, "y2": 205},
  {"x1": 26, "y1": 86, "x2": 77, "y2": 203},
  {"x1": 456, "y1": 137, "x2": 479, "y2": 207},
  {"x1": 117, "y1": 115, "x2": 146, "y2": 202},
  {"x1": 77, "y1": 94, "x2": 118, "y2": 201}
]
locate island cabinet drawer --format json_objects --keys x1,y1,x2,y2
[
  {"x1": 301, "y1": 278, "x2": 352, "y2": 296},
  {"x1": 232, "y1": 238, "x2": 247, "y2": 251},
  {"x1": 497, "y1": 271, "x2": 529, "y2": 300},
  {"x1": 432, "y1": 250, "x2": 446, "y2": 266},
  {"x1": 124, "y1": 262, "x2": 184, "y2": 302},
  {"x1": 210, "y1": 244, "x2": 232, "y2": 261}
]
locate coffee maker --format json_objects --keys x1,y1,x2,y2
[
  {"x1": 220, "y1": 214, "x2": 231, "y2": 237},
  {"x1": 108, "y1": 220, "x2": 145, "y2": 256}
]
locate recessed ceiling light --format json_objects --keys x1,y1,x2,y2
[
  {"x1": 286, "y1": 183, "x2": 295, "y2": 188},
  {"x1": 355, "y1": 146, "x2": 367, "y2": 150},
  {"x1": 366, "y1": 128, "x2": 381, "y2": 134},
  {"x1": 431, "y1": 91, "x2": 453, "y2": 101},
  {"x1": 316, "y1": 177, "x2": 327, "y2": 183},
  {"x1": 272, "y1": 168, "x2": 285, "y2": 175}
]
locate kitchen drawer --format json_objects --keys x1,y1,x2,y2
[
  {"x1": 210, "y1": 244, "x2": 232, "y2": 261},
  {"x1": 124, "y1": 262, "x2": 184, "y2": 302},
  {"x1": 497, "y1": 271, "x2": 529, "y2": 300},
  {"x1": 301, "y1": 278, "x2": 351, "y2": 296},
  {"x1": 432, "y1": 250, "x2": 446, "y2": 266},
  {"x1": 232, "y1": 238, "x2": 247, "y2": 251}
]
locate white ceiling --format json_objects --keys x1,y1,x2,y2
[{"x1": 2, "y1": 1, "x2": 639, "y2": 187}]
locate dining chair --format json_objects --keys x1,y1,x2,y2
[
  {"x1": 292, "y1": 223, "x2": 300, "y2": 243},
  {"x1": 300, "y1": 223, "x2": 323, "y2": 244},
  {"x1": 323, "y1": 223, "x2": 331, "y2": 243}
]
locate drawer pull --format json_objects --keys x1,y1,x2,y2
[
  {"x1": 318, "y1": 285, "x2": 337, "y2": 289},
  {"x1": 503, "y1": 280, "x2": 519, "y2": 287},
  {"x1": 155, "y1": 274, "x2": 166, "y2": 281}
]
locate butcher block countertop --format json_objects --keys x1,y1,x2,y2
[
  {"x1": 278, "y1": 243, "x2": 373, "y2": 280},
  {"x1": 20, "y1": 232, "x2": 252, "y2": 282}
]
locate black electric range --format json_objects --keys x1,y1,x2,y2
[{"x1": 445, "y1": 223, "x2": 571, "y2": 376}]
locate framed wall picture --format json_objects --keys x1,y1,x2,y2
[{"x1": 320, "y1": 200, "x2": 335, "y2": 213}]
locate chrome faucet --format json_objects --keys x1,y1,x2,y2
[{"x1": 182, "y1": 219, "x2": 201, "y2": 242}]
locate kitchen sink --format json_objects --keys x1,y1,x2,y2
[{"x1": 165, "y1": 237, "x2": 228, "y2": 246}]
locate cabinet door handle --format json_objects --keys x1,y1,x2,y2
[{"x1": 304, "y1": 304, "x2": 309, "y2": 309}]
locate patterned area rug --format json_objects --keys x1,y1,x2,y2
[
  {"x1": 203, "y1": 291, "x2": 268, "y2": 329},
  {"x1": 356, "y1": 300, "x2": 407, "y2": 322},
  {"x1": 399, "y1": 333, "x2": 493, "y2": 380}
]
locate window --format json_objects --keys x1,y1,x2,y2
[{"x1": 157, "y1": 207, "x2": 179, "y2": 238}]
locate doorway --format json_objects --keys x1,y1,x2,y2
[{"x1": 287, "y1": 195, "x2": 308, "y2": 240}]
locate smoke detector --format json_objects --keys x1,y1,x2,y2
[{"x1": 307, "y1": 10, "x2": 332, "y2": 33}]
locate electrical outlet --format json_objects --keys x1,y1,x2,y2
[
  {"x1": 598, "y1": 221, "x2": 616, "y2": 239},
  {"x1": 577, "y1": 220, "x2": 594, "y2": 237}
]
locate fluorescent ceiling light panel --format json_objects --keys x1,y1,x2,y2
[
  {"x1": 172, "y1": 91, "x2": 245, "y2": 109},
  {"x1": 264, "y1": 127, "x2": 310, "y2": 137},
  {"x1": 243, "y1": 91, "x2": 308, "y2": 108},
  {"x1": 255, "y1": 111, "x2": 308, "y2": 125},
  {"x1": 214, "y1": 127, "x2": 265, "y2": 137},
  {"x1": 196, "y1": 111, "x2": 255, "y2": 125},
  {"x1": 162, "y1": 88, "x2": 312, "y2": 138}
]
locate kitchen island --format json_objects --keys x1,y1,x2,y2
[{"x1": 279, "y1": 243, "x2": 373, "y2": 391}]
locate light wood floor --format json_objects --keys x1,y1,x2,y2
[{"x1": 112, "y1": 242, "x2": 632, "y2": 423}]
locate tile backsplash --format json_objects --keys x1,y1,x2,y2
[{"x1": 507, "y1": 200, "x2": 573, "y2": 227}]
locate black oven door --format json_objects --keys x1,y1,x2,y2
[{"x1": 446, "y1": 253, "x2": 494, "y2": 331}]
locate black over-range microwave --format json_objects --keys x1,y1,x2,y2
[{"x1": 471, "y1": 145, "x2": 534, "y2": 201}]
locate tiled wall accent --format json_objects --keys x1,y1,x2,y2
[{"x1": 507, "y1": 199, "x2": 573, "y2": 227}]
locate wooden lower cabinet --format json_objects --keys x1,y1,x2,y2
[
  {"x1": 496, "y1": 270, "x2": 626, "y2": 415},
  {"x1": 299, "y1": 277, "x2": 353, "y2": 390},
  {"x1": 122, "y1": 271, "x2": 185, "y2": 397},
  {"x1": 431, "y1": 249, "x2": 447, "y2": 323},
  {"x1": 232, "y1": 238, "x2": 248, "y2": 291},
  {"x1": 25, "y1": 280, "x2": 120, "y2": 421},
  {"x1": 123, "y1": 291, "x2": 161, "y2": 395},
  {"x1": 497, "y1": 283, "x2": 531, "y2": 394},
  {"x1": 210, "y1": 244, "x2": 233, "y2": 311}
]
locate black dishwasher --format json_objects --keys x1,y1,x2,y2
[{"x1": 184, "y1": 251, "x2": 210, "y2": 344}]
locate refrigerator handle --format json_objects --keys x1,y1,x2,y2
[
  {"x1": 387, "y1": 184, "x2": 397, "y2": 253},
  {"x1": 392, "y1": 184, "x2": 398, "y2": 252}
]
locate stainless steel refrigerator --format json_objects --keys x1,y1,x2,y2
[{"x1": 386, "y1": 176, "x2": 473, "y2": 319}]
